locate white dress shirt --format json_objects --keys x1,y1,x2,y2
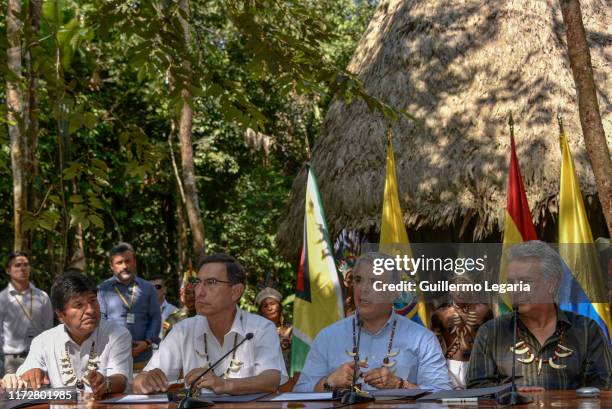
[
  {"x1": 0, "y1": 282, "x2": 54, "y2": 354},
  {"x1": 16, "y1": 320, "x2": 133, "y2": 388},
  {"x1": 145, "y1": 307, "x2": 288, "y2": 384}
]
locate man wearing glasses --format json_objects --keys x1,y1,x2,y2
[
  {"x1": 149, "y1": 276, "x2": 178, "y2": 340},
  {"x1": 133, "y1": 254, "x2": 287, "y2": 395}
]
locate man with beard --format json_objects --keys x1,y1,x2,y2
[
  {"x1": 133, "y1": 254, "x2": 287, "y2": 395},
  {"x1": 294, "y1": 252, "x2": 451, "y2": 392},
  {"x1": 467, "y1": 240, "x2": 612, "y2": 390},
  {"x1": 0, "y1": 252, "x2": 54, "y2": 375},
  {"x1": 97, "y1": 242, "x2": 161, "y2": 370},
  {"x1": 10, "y1": 272, "x2": 132, "y2": 399}
]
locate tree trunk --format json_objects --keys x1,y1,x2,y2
[
  {"x1": 68, "y1": 180, "x2": 86, "y2": 271},
  {"x1": 176, "y1": 0, "x2": 206, "y2": 261},
  {"x1": 26, "y1": 0, "x2": 42, "y2": 210},
  {"x1": 178, "y1": 94, "x2": 206, "y2": 262},
  {"x1": 176, "y1": 191, "x2": 189, "y2": 275},
  {"x1": 559, "y1": 0, "x2": 612, "y2": 235},
  {"x1": 24, "y1": 0, "x2": 43, "y2": 252},
  {"x1": 6, "y1": 0, "x2": 27, "y2": 251}
]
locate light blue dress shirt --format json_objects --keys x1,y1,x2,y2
[{"x1": 294, "y1": 312, "x2": 452, "y2": 392}]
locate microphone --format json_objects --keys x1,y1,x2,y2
[
  {"x1": 340, "y1": 318, "x2": 373, "y2": 405},
  {"x1": 351, "y1": 320, "x2": 363, "y2": 387},
  {"x1": 178, "y1": 332, "x2": 254, "y2": 409},
  {"x1": 498, "y1": 304, "x2": 532, "y2": 406}
]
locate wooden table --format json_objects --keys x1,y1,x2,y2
[{"x1": 8, "y1": 390, "x2": 611, "y2": 409}]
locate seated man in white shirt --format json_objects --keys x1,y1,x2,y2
[
  {"x1": 133, "y1": 254, "x2": 287, "y2": 395},
  {"x1": 13, "y1": 272, "x2": 132, "y2": 399}
]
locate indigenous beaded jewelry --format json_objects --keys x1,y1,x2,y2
[
  {"x1": 510, "y1": 325, "x2": 573, "y2": 375},
  {"x1": 345, "y1": 316, "x2": 399, "y2": 368},
  {"x1": 60, "y1": 342, "x2": 100, "y2": 388},
  {"x1": 196, "y1": 311, "x2": 245, "y2": 378},
  {"x1": 444, "y1": 303, "x2": 478, "y2": 359}
]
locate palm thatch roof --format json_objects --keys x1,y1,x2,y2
[{"x1": 277, "y1": 0, "x2": 611, "y2": 259}]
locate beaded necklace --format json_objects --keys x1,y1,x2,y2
[
  {"x1": 345, "y1": 315, "x2": 399, "y2": 367},
  {"x1": 510, "y1": 323, "x2": 573, "y2": 375},
  {"x1": 444, "y1": 303, "x2": 478, "y2": 359},
  {"x1": 60, "y1": 342, "x2": 99, "y2": 388},
  {"x1": 196, "y1": 311, "x2": 244, "y2": 377}
]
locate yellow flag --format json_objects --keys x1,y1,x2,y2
[
  {"x1": 380, "y1": 128, "x2": 429, "y2": 327},
  {"x1": 558, "y1": 130, "x2": 611, "y2": 340}
]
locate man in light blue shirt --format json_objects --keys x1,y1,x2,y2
[
  {"x1": 97, "y1": 243, "x2": 161, "y2": 368},
  {"x1": 294, "y1": 252, "x2": 451, "y2": 392}
]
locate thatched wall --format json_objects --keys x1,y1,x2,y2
[{"x1": 277, "y1": 0, "x2": 611, "y2": 259}]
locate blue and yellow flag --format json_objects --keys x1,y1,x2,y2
[
  {"x1": 558, "y1": 128, "x2": 611, "y2": 341},
  {"x1": 291, "y1": 166, "x2": 344, "y2": 375},
  {"x1": 380, "y1": 128, "x2": 429, "y2": 328}
]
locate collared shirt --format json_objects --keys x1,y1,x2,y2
[
  {"x1": 159, "y1": 300, "x2": 179, "y2": 339},
  {"x1": 294, "y1": 313, "x2": 452, "y2": 392},
  {"x1": 97, "y1": 276, "x2": 161, "y2": 362},
  {"x1": 0, "y1": 282, "x2": 54, "y2": 354},
  {"x1": 16, "y1": 320, "x2": 133, "y2": 389},
  {"x1": 466, "y1": 308, "x2": 612, "y2": 390},
  {"x1": 145, "y1": 307, "x2": 288, "y2": 385}
]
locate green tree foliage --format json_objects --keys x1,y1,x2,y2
[{"x1": 0, "y1": 0, "x2": 378, "y2": 310}]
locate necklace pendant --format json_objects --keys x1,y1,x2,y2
[
  {"x1": 228, "y1": 359, "x2": 244, "y2": 373},
  {"x1": 537, "y1": 358, "x2": 543, "y2": 375},
  {"x1": 548, "y1": 357, "x2": 566, "y2": 370},
  {"x1": 382, "y1": 359, "x2": 396, "y2": 368},
  {"x1": 76, "y1": 380, "x2": 84, "y2": 390}
]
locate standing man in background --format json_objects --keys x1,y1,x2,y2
[
  {"x1": 0, "y1": 252, "x2": 54, "y2": 375},
  {"x1": 97, "y1": 243, "x2": 161, "y2": 370},
  {"x1": 149, "y1": 276, "x2": 178, "y2": 340},
  {"x1": 162, "y1": 270, "x2": 197, "y2": 338}
]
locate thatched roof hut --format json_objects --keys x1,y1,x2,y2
[{"x1": 277, "y1": 0, "x2": 611, "y2": 259}]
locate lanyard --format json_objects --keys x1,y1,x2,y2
[
  {"x1": 14, "y1": 289, "x2": 33, "y2": 321},
  {"x1": 113, "y1": 282, "x2": 136, "y2": 311}
]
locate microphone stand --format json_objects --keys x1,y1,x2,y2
[
  {"x1": 177, "y1": 333, "x2": 254, "y2": 409},
  {"x1": 341, "y1": 319, "x2": 374, "y2": 405},
  {"x1": 498, "y1": 305, "x2": 532, "y2": 406}
]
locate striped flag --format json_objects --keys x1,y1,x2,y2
[
  {"x1": 500, "y1": 122, "x2": 537, "y2": 311},
  {"x1": 557, "y1": 126, "x2": 611, "y2": 341},
  {"x1": 380, "y1": 128, "x2": 429, "y2": 327},
  {"x1": 291, "y1": 166, "x2": 344, "y2": 375}
]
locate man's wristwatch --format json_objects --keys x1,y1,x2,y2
[
  {"x1": 322, "y1": 377, "x2": 334, "y2": 391},
  {"x1": 105, "y1": 376, "x2": 112, "y2": 394}
]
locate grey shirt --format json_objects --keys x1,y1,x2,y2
[{"x1": 0, "y1": 282, "x2": 54, "y2": 355}]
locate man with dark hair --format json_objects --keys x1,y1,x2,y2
[
  {"x1": 12, "y1": 272, "x2": 132, "y2": 398},
  {"x1": 162, "y1": 270, "x2": 197, "y2": 338},
  {"x1": 0, "y1": 252, "x2": 53, "y2": 375},
  {"x1": 149, "y1": 275, "x2": 178, "y2": 339},
  {"x1": 97, "y1": 242, "x2": 161, "y2": 370},
  {"x1": 133, "y1": 253, "x2": 287, "y2": 395}
]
